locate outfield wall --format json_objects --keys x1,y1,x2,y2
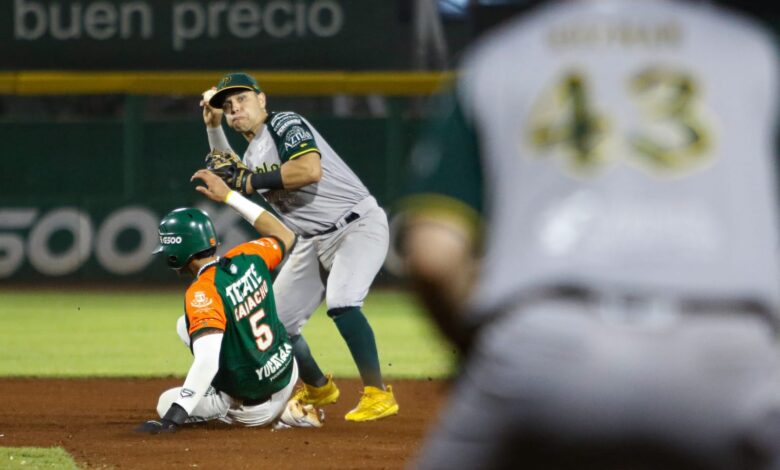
[{"x1": 0, "y1": 114, "x2": 420, "y2": 282}]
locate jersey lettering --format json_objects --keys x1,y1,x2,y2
[
  {"x1": 255, "y1": 342, "x2": 292, "y2": 380},
  {"x1": 224, "y1": 264, "x2": 265, "y2": 306},
  {"x1": 254, "y1": 161, "x2": 281, "y2": 173},
  {"x1": 233, "y1": 280, "x2": 270, "y2": 322}
]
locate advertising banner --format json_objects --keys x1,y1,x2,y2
[{"x1": 4, "y1": 0, "x2": 414, "y2": 70}]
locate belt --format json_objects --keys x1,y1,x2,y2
[
  {"x1": 306, "y1": 212, "x2": 360, "y2": 238},
  {"x1": 492, "y1": 284, "x2": 778, "y2": 331},
  {"x1": 241, "y1": 393, "x2": 272, "y2": 407}
]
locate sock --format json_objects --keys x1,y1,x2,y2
[
  {"x1": 290, "y1": 334, "x2": 328, "y2": 387},
  {"x1": 328, "y1": 306, "x2": 384, "y2": 389}
]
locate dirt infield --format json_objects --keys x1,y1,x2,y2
[{"x1": 0, "y1": 378, "x2": 450, "y2": 469}]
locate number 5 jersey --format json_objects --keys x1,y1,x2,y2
[{"x1": 183, "y1": 237, "x2": 293, "y2": 402}]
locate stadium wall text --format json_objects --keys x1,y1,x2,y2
[
  {"x1": 4, "y1": 0, "x2": 414, "y2": 70},
  {"x1": 0, "y1": 117, "x2": 416, "y2": 283},
  {"x1": 0, "y1": 202, "x2": 276, "y2": 281}
]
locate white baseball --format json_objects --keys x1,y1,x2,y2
[{"x1": 201, "y1": 88, "x2": 217, "y2": 106}]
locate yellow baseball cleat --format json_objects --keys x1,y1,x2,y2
[
  {"x1": 292, "y1": 374, "x2": 340, "y2": 407},
  {"x1": 344, "y1": 385, "x2": 399, "y2": 422}
]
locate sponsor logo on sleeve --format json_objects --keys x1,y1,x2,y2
[
  {"x1": 191, "y1": 291, "x2": 213, "y2": 308},
  {"x1": 284, "y1": 126, "x2": 313, "y2": 150}
]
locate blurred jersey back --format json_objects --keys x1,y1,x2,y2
[{"x1": 462, "y1": 0, "x2": 780, "y2": 317}]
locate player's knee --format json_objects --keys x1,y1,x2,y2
[
  {"x1": 176, "y1": 315, "x2": 190, "y2": 348},
  {"x1": 157, "y1": 387, "x2": 181, "y2": 418},
  {"x1": 285, "y1": 322, "x2": 302, "y2": 336},
  {"x1": 327, "y1": 306, "x2": 359, "y2": 319}
]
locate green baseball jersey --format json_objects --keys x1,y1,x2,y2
[{"x1": 184, "y1": 237, "x2": 292, "y2": 402}]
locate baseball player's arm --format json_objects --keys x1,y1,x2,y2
[
  {"x1": 207, "y1": 127, "x2": 234, "y2": 154},
  {"x1": 192, "y1": 169, "x2": 296, "y2": 253},
  {"x1": 136, "y1": 326, "x2": 223, "y2": 433},
  {"x1": 172, "y1": 330, "x2": 223, "y2": 414},
  {"x1": 201, "y1": 88, "x2": 235, "y2": 153},
  {"x1": 401, "y1": 88, "x2": 483, "y2": 352},
  {"x1": 244, "y1": 113, "x2": 322, "y2": 194},
  {"x1": 246, "y1": 152, "x2": 321, "y2": 194},
  {"x1": 404, "y1": 211, "x2": 477, "y2": 352},
  {"x1": 136, "y1": 285, "x2": 226, "y2": 434},
  {"x1": 175, "y1": 284, "x2": 227, "y2": 414}
]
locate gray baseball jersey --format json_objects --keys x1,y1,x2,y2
[
  {"x1": 409, "y1": 0, "x2": 780, "y2": 324},
  {"x1": 209, "y1": 111, "x2": 370, "y2": 236},
  {"x1": 208, "y1": 111, "x2": 388, "y2": 331},
  {"x1": 407, "y1": 0, "x2": 780, "y2": 468}
]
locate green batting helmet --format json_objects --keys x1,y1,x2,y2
[{"x1": 153, "y1": 208, "x2": 218, "y2": 270}]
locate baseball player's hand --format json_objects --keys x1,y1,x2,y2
[
  {"x1": 135, "y1": 403, "x2": 188, "y2": 434},
  {"x1": 203, "y1": 149, "x2": 253, "y2": 194},
  {"x1": 192, "y1": 169, "x2": 232, "y2": 202},
  {"x1": 135, "y1": 418, "x2": 179, "y2": 434},
  {"x1": 201, "y1": 87, "x2": 223, "y2": 128}
]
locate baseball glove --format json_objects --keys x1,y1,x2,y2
[{"x1": 205, "y1": 149, "x2": 252, "y2": 194}]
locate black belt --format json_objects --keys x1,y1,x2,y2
[
  {"x1": 241, "y1": 394, "x2": 272, "y2": 406},
  {"x1": 305, "y1": 212, "x2": 360, "y2": 238}
]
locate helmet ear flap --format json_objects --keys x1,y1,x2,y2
[{"x1": 167, "y1": 255, "x2": 179, "y2": 267}]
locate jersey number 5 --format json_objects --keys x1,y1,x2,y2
[{"x1": 249, "y1": 309, "x2": 274, "y2": 351}]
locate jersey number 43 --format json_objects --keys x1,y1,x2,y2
[{"x1": 529, "y1": 66, "x2": 715, "y2": 177}]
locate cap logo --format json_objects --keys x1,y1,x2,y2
[
  {"x1": 160, "y1": 235, "x2": 183, "y2": 245},
  {"x1": 219, "y1": 76, "x2": 232, "y2": 88}
]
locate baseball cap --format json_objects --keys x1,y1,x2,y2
[{"x1": 208, "y1": 72, "x2": 262, "y2": 108}]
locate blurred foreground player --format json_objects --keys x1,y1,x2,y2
[{"x1": 402, "y1": 0, "x2": 780, "y2": 468}]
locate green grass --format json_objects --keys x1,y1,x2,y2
[
  {"x1": 0, "y1": 288, "x2": 454, "y2": 379},
  {"x1": 0, "y1": 447, "x2": 79, "y2": 469}
]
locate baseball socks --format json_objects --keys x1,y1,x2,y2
[
  {"x1": 290, "y1": 334, "x2": 328, "y2": 387},
  {"x1": 328, "y1": 306, "x2": 384, "y2": 389}
]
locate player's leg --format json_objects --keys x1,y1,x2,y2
[
  {"x1": 412, "y1": 372, "x2": 517, "y2": 470},
  {"x1": 272, "y1": 237, "x2": 328, "y2": 386},
  {"x1": 322, "y1": 206, "x2": 389, "y2": 388},
  {"x1": 156, "y1": 386, "x2": 230, "y2": 423},
  {"x1": 227, "y1": 362, "x2": 321, "y2": 428},
  {"x1": 320, "y1": 206, "x2": 396, "y2": 421}
]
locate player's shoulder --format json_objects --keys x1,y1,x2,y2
[
  {"x1": 457, "y1": 0, "x2": 557, "y2": 68},
  {"x1": 707, "y1": 5, "x2": 776, "y2": 53},
  {"x1": 187, "y1": 270, "x2": 215, "y2": 292},
  {"x1": 225, "y1": 238, "x2": 281, "y2": 258},
  {"x1": 185, "y1": 273, "x2": 220, "y2": 307},
  {"x1": 267, "y1": 111, "x2": 308, "y2": 134},
  {"x1": 676, "y1": 1, "x2": 779, "y2": 70}
]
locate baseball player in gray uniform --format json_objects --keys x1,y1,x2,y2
[
  {"x1": 403, "y1": 0, "x2": 780, "y2": 468},
  {"x1": 201, "y1": 73, "x2": 398, "y2": 422}
]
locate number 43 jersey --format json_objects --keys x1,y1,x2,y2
[
  {"x1": 183, "y1": 237, "x2": 293, "y2": 402},
  {"x1": 432, "y1": 0, "x2": 780, "y2": 317}
]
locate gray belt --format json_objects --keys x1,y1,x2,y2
[{"x1": 491, "y1": 284, "x2": 778, "y2": 332}]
